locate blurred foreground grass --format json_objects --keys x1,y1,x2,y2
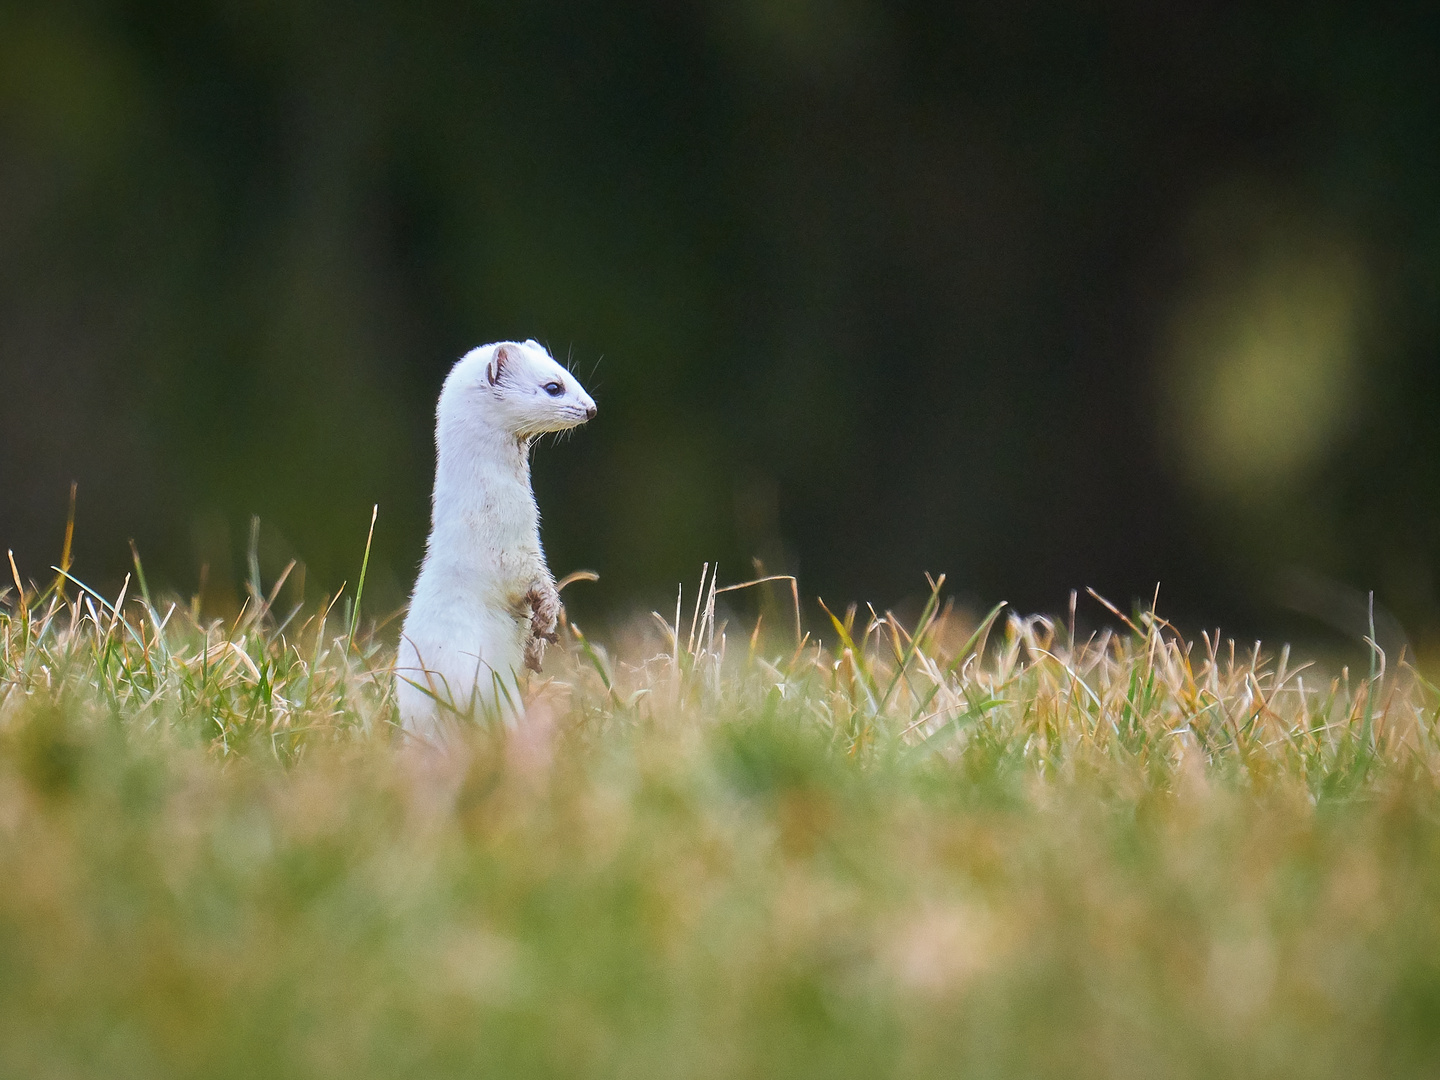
[{"x1": 3, "y1": 558, "x2": 1440, "y2": 1079}]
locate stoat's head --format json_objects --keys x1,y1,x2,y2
[{"x1": 441, "y1": 340, "x2": 597, "y2": 440}]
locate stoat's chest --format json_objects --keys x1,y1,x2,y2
[
  {"x1": 459, "y1": 480, "x2": 537, "y2": 548},
  {"x1": 424, "y1": 441, "x2": 543, "y2": 611},
  {"x1": 428, "y1": 467, "x2": 539, "y2": 597}
]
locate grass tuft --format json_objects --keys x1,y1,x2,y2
[{"x1": 2, "y1": 561, "x2": 1440, "y2": 1077}]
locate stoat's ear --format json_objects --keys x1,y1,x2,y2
[{"x1": 486, "y1": 345, "x2": 510, "y2": 387}]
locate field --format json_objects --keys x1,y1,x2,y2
[{"x1": 3, "y1": 549, "x2": 1440, "y2": 1079}]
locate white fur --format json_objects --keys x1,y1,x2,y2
[{"x1": 397, "y1": 340, "x2": 595, "y2": 743}]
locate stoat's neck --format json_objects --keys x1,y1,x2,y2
[{"x1": 431, "y1": 417, "x2": 532, "y2": 531}]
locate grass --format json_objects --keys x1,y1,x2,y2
[{"x1": 4, "y1": 549, "x2": 1440, "y2": 1079}]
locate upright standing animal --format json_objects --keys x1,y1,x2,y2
[{"x1": 397, "y1": 340, "x2": 596, "y2": 742}]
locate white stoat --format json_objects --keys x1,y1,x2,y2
[{"x1": 396, "y1": 340, "x2": 596, "y2": 742}]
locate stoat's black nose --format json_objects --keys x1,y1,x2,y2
[{"x1": 585, "y1": 404, "x2": 597, "y2": 420}]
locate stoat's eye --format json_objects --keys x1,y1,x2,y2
[{"x1": 543, "y1": 381, "x2": 564, "y2": 397}]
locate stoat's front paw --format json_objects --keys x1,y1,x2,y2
[
  {"x1": 523, "y1": 583, "x2": 562, "y2": 672},
  {"x1": 526, "y1": 583, "x2": 562, "y2": 641}
]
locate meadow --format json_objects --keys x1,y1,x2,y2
[{"x1": 3, "y1": 539, "x2": 1440, "y2": 1079}]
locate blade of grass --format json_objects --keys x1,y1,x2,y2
[
  {"x1": 52, "y1": 481, "x2": 77, "y2": 598},
  {"x1": 878, "y1": 574, "x2": 946, "y2": 711},
  {"x1": 347, "y1": 505, "x2": 379, "y2": 653}
]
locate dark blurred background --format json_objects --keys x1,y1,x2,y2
[{"x1": 2, "y1": 1, "x2": 1437, "y2": 653}]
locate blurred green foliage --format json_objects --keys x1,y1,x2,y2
[{"x1": 1, "y1": 1, "x2": 1438, "y2": 643}]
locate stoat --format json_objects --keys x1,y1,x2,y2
[{"x1": 396, "y1": 340, "x2": 596, "y2": 741}]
